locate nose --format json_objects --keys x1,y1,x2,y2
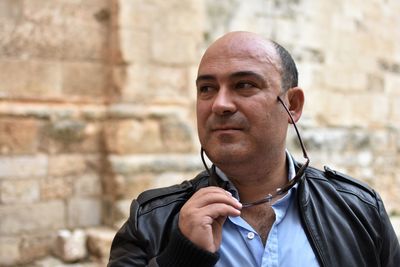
[{"x1": 211, "y1": 88, "x2": 237, "y2": 115}]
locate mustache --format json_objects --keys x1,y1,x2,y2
[{"x1": 206, "y1": 114, "x2": 249, "y2": 130}]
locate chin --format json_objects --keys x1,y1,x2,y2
[{"x1": 205, "y1": 144, "x2": 250, "y2": 165}]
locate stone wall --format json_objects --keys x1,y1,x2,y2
[
  {"x1": 0, "y1": 0, "x2": 399, "y2": 266},
  {"x1": 0, "y1": 0, "x2": 111, "y2": 265}
]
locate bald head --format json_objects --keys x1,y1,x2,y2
[{"x1": 199, "y1": 31, "x2": 298, "y2": 92}]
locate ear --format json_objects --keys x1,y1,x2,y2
[{"x1": 286, "y1": 87, "x2": 304, "y2": 124}]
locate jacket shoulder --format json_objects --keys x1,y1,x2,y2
[
  {"x1": 306, "y1": 165, "x2": 378, "y2": 207},
  {"x1": 134, "y1": 171, "x2": 209, "y2": 214}
]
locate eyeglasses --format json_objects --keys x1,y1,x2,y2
[
  {"x1": 241, "y1": 95, "x2": 310, "y2": 208},
  {"x1": 200, "y1": 94, "x2": 310, "y2": 208}
]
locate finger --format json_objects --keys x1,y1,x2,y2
[
  {"x1": 190, "y1": 187, "x2": 233, "y2": 200},
  {"x1": 199, "y1": 203, "x2": 241, "y2": 219},
  {"x1": 188, "y1": 188, "x2": 242, "y2": 209}
]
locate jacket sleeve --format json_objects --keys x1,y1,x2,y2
[
  {"x1": 107, "y1": 200, "x2": 219, "y2": 267},
  {"x1": 107, "y1": 200, "x2": 150, "y2": 267},
  {"x1": 376, "y1": 192, "x2": 400, "y2": 267}
]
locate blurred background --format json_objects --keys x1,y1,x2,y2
[{"x1": 0, "y1": 0, "x2": 399, "y2": 266}]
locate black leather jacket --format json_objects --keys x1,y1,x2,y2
[{"x1": 108, "y1": 162, "x2": 400, "y2": 267}]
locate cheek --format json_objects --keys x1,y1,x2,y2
[{"x1": 196, "y1": 103, "x2": 209, "y2": 137}]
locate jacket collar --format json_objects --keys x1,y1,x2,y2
[{"x1": 207, "y1": 153, "x2": 307, "y2": 192}]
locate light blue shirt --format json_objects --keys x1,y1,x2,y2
[{"x1": 215, "y1": 153, "x2": 319, "y2": 267}]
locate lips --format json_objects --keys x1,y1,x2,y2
[{"x1": 211, "y1": 125, "x2": 243, "y2": 132}]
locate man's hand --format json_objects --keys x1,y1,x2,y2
[{"x1": 178, "y1": 187, "x2": 242, "y2": 253}]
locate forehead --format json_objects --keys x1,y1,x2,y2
[{"x1": 197, "y1": 35, "x2": 282, "y2": 79}]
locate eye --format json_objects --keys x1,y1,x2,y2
[
  {"x1": 198, "y1": 85, "x2": 216, "y2": 94},
  {"x1": 236, "y1": 82, "x2": 256, "y2": 90}
]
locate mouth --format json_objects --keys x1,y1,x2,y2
[{"x1": 211, "y1": 126, "x2": 243, "y2": 132}]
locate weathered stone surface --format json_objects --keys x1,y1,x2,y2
[
  {"x1": 41, "y1": 120, "x2": 102, "y2": 154},
  {"x1": 117, "y1": 29, "x2": 150, "y2": 64},
  {"x1": 115, "y1": 0, "x2": 155, "y2": 30},
  {"x1": 61, "y1": 62, "x2": 109, "y2": 99},
  {"x1": 160, "y1": 117, "x2": 194, "y2": 153},
  {"x1": 0, "y1": 102, "x2": 107, "y2": 120},
  {"x1": 0, "y1": 201, "x2": 65, "y2": 234},
  {"x1": 86, "y1": 227, "x2": 115, "y2": 260},
  {"x1": 73, "y1": 173, "x2": 102, "y2": 197},
  {"x1": 27, "y1": 256, "x2": 102, "y2": 267},
  {"x1": 0, "y1": 0, "x2": 110, "y2": 61},
  {"x1": 0, "y1": 59, "x2": 62, "y2": 98},
  {"x1": 147, "y1": 66, "x2": 189, "y2": 100},
  {"x1": 152, "y1": 171, "x2": 195, "y2": 189},
  {"x1": 0, "y1": 118, "x2": 40, "y2": 154},
  {"x1": 19, "y1": 233, "x2": 55, "y2": 265},
  {"x1": 40, "y1": 176, "x2": 73, "y2": 200},
  {"x1": 113, "y1": 199, "x2": 131, "y2": 223},
  {"x1": 67, "y1": 198, "x2": 102, "y2": 228},
  {"x1": 53, "y1": 229, "x2": 87, "y2": 263},
  {"x1": 0, "y1": 155, "x2": 48, "y2": 179},
  {"x1": 150, "y1": 31, "x2": 199, "y2": 65},
  {"x1": 104, "y1": 119, "x2": 163, "y2": 154},
  {"x1": 108, "y1": 154, "x2": 203, "y2": 174},
  {"x1": 0, "y1": 236, "x2": 20, "y2": 266},
  {"x1": 48, "y1": 155, "x2": 88, "y2": 177},
  {"x1": 1, "y1": 179, "x2": 40, "y2": 204}
]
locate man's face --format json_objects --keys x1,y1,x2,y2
[{"x1": 196, "y1": 33, "x2": 289, "y2": 168}]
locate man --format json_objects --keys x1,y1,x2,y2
[{"x1": 108, "y1": 31, "x2": 400, "y2": 266}]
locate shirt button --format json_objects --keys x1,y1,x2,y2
[{"x1": 247, "y1": 232, "x2": 255, "y2": 240}]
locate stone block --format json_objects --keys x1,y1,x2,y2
[
  {"x1": 0, "y1": 233, "x2": 54, "y2": 267},
  {"x1": 349, "y1": 93, "x2": 390, "y2": 127},
  {"x1": 384, "y1": 73, "x2": 400, "y2": 96},
  {"x1": 118, "y1": 64, "x2": 149, "y2": 103},
  {"x1": 389, "y1": 97, "x2": 400, "y2": 126},
  {"x1": 53, "y1": 229, "x2": 87, "y2": 263},
  {"x1": 0, "y1": 59, "x2": 62, "y2": 98},
  {"x1": 104, "y1": 119, "x2": 163, "y2": 154},
  {"x1": 48, "y1": 154, "x2": 88, "y2": 177},
  {"x1": 152, "y1": 171, "x2": 193, "y2": 189},
  {"x1": 73, "y1": 173, "x2": 102, "y2": 197},
  {"x1": 29, "y1": 256, "x2": 103, "y2": 267},
  {"x1": 40, "y1": 176, "x2": 73, "y2": 200},
  {"x1": 0, "y1": 0, "x2": 23, "y2": 23},
  {"x1": 124, "y1": 173, "x2": 154, "y2": 200},
  {"x1": 147, "y1": 66, "x2": 189, "y2": 100},
  {"x1": 0, "y1": 21, "x2": 65, "y2": 60},
  {"x1": 67, "y1": 197, "x2": 102, "y2": 228},
  {"x1": 115, "y1": 0, "x2": 155, "y2": 30},
  {"x1": 19, "y1": 233, "x2": 55, "y2": 265},
  {"x1": 118, "y1": 29, "x2": 150, "y2": 63},
  {"x1": 61, "y1": 24, "x2": 108, "y2": 61},
  {"x1": 0, "y1": 155, "x2": 48, "y2": 179},
  {"x1": 86, "y1": 227, "x2": 115, "y2": 260},
  {"x1": 160, "y1": 0, "x2": 204, "y2": 34},
  {"x1": 108, "y1": 154, "x2": 203, "y2": 175},
  {"x1": 0, "y1": 201, "x2": 65, "y2": 234},
  {"x1": 61, "y1": 62, "x2": 109, "y2": 99},
  {"x1": 0, "y1": 236, "x2": 20, "y2": 266},
  {"x1": 160, "y1": 117, "x2": 194, "y2": 152},
  {"x1": 41, "y1": 120, "x2": 102, "y2": 154},
  {"x1": 15, "y1": 0, "x2": 110, "y2": 61},
  {"x1": 1, "y1": 179, "x2": 40, "y2": 204},
  {"x1": 150, "y1": 31, "x2": 199, "y2": 65},
  {"x1": 22, "y1": 0, "x2": 109, "y2": 27},
  {"x1": 0, "y1": 118, "x2": 40, "y2": 155}
]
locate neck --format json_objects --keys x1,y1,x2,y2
[{"x1": 218, "y1": 150, "x2": 288, "y2": 203}]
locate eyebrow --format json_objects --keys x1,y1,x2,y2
[{"x1": 196, "y1": 71, "x2": 266, "y2": 85}]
